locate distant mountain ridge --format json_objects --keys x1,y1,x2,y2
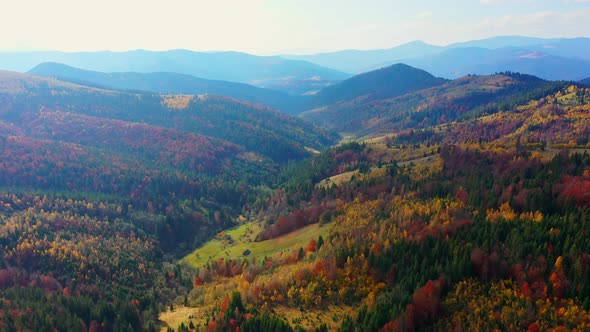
[
  {"x1": 28, "y1": 62, "x2": 305, "y2": 113},
  {"x1": 445, "y1": 35, "x2": 563, "y2": 49},
  {"x1": 0, "y1": 49, "x2": 351, "y2": 94},
  {"x1": 284, "y1": 36, "x2": 590, "y2": 81},
  {"x1": 284, "y1": 41, "x2": 443, "y2": 74},
  {"x1": 582, "y1": 77, "x2": 590, "y2": 85},
  {"x1": 3, "y1": 36, "x2": 590, "y2": 95},
  {"x1": 402, "y1": 46, "x2": 590, "y2": 81}
]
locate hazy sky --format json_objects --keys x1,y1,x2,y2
[{"x1": 1, "y1": 0, "x2": 589, "y2": 54}]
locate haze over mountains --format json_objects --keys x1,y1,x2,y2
[
  {"x1": 28, "y1": 62, "x2": 451, "y2": 115},
  {"x1": 284, "y1": 36, "x2": 590, "y2": 81},
  {"x1": 1, "y1": 36, "x2": 589, "y2": 101},
  {"x1": 285, "y1": 36, "x2": 574, "y2": 72},
  {"x1": 0, "y1": 49, "x2": 349, "y2": 93},
  {"x1": 28, "y1": 62, "x2": 305, "y2": 113}
]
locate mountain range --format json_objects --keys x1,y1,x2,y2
[
  {"x1": 25, "y1": 59, "x2": 570, "y2": 129},
  {"x1": 28, "y1": 62, "x2": 448, "y2": 115},
  {"x1": 0, "y1": 49, "x2": 349, "y2": 93},
  {"x1": 2, "y1": 36, "x2": 590, "y2": 97},
  {"x1": 28, "y1": 62, "x2": 305, "y2": 113},
  {"x1": 284, "y1": 36, "x2": 590, "y2": 81}
]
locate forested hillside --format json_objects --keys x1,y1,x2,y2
[
  {"x1": 303, "y1": 72, "x2": 564, "y2": 138},
  {"x1": 0, "y1": 71, "x2": 337, "y2": 163},
  {"x1": 308, "y1": 63, "x2": 447, "y2": 108},
  {"x1": 165, "y1": 82, "x2": 590, "y2": 331},
  {"x1": 0, "y1": 71, "x2": 337, "y2": 331}
]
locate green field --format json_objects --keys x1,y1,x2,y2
[{"x1": 181, "y1": 221, "x2": 331, "y2": 268}]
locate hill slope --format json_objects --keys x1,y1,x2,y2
[
  {"x1": 165, "y1": 82, "x2": 590, "y2": 331},
  {"x1": 309, "y1": 63, "x2": 447, "y2": 108},
  {"x1": 0, "y1": 71, "x2": 337, "y2": 162},
  {"x1": 28, "y1": 62, "x2": 305, "y2": 113},
  {"x1": 0, "y1": 50, "x2": 351, "y2": 94},
  {"x1": 303, "y1": 72, "x2": 564, "y2": 137},
  {"x1": 0, "y1": 70, "x2": 342, "y2": 330},
  {"x1": 0, "y1": 71, "x2": 308, "y2": 330},
  {"x1": 436, "y1": 85, "x2": 590, "y2": 146}
]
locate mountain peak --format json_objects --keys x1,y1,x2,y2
[
  {"x1": 29, "y1": 61, "x2": 92, "y2": 75},
  {"x1": 311, "y1": 63, "x2": 447, "y2": 107}
]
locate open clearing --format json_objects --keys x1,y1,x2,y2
[
  {"x1": 182, "y1": 221, "x2": 331, "y2": 268},
  {"x1": 159, "y1": 306, "x2": 201, "y2": 332}
]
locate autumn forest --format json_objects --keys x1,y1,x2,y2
[{"x1": 2, "y1": 34, "x2": 590, "y2": 332}]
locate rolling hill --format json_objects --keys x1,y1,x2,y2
[
  {"x1": 308, "y1": 63, "x2": 447, "y2": 108},
  {"x1": 165, "y1": 79, "x2": 590, "y2": 331},
  {"x1": 28, "y1": 62, "x2": 448, "y2": 114},
  {"x1": 582, "y1": 77, "x2": 590, "y2": 85},
  {"x1": 0, "y1": 71, "x2": 338, "y2": 163},
  {"x1": 302, "y1": 72, "x2": 564, "y2": 138},
  {"x1": 0, "y1": 71, "x2": 307, "y2": 330},
  {"x1": 0, "y1": 70, "x2": 345, "y2": 330},
  {"x1": 436, "y1": 85, "x2": 590, "y2": 147},
  {"x1": 0, "y1": 49, "x2": 351, "y2": 94},
  {"x1": 28, "y1": 62, "x2": 305, "y2": 113}
]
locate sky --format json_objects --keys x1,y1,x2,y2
[{"x1": 1, "y1": 0, "x2": 589, "y2": 54}]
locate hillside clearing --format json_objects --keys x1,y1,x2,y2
[
  {"x1": 181, "y1": 221, "x2": 331, "y2": 268},
  {"x1": 159, "y1": 306, "x2": 202, "y2": 332}
]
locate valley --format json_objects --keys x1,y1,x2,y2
[{"x1": 151, "y1": 74, "x2": 590, "y2": 331}]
